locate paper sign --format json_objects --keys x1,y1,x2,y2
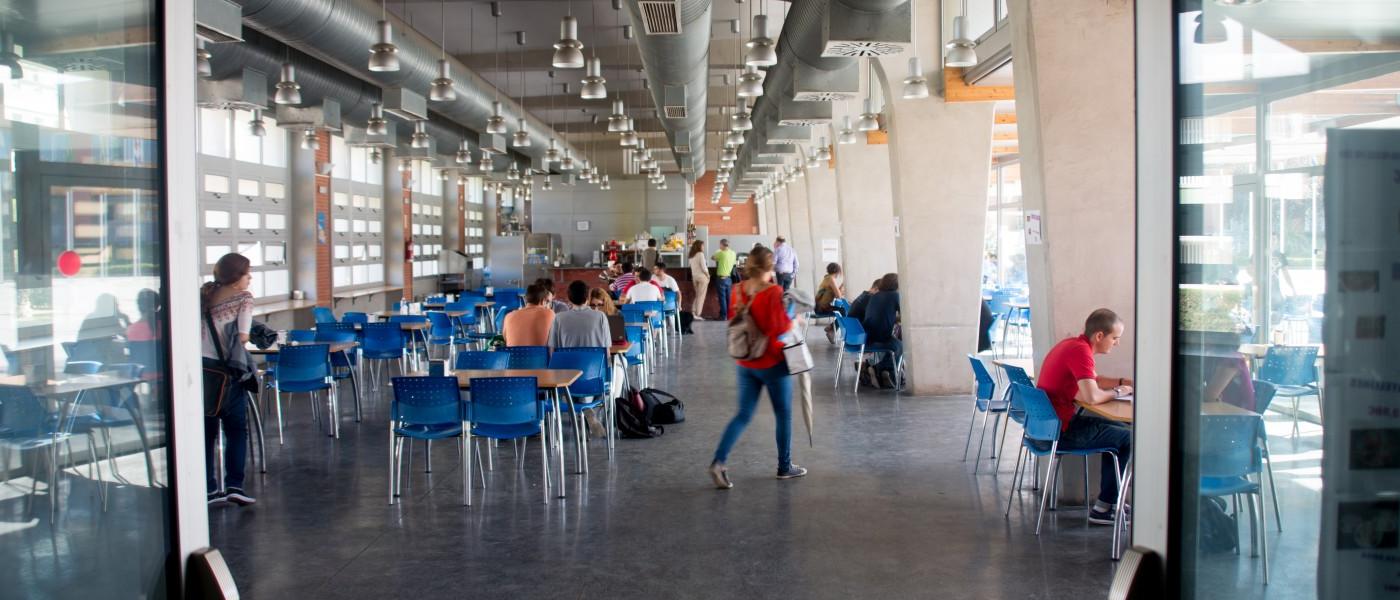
[
  {"x1": 1024, "y1": 211, "x2": 1043, "y2": 245},
  {"x1": 821, "y1": 239, "x2": 840, "y2": 264}
]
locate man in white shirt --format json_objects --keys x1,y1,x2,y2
[
  {"x1": 624, "y1": 268, "x2": 665, "y2": 303},
  {"x1": 651, "y1": 263, "x2": 681, "y2": 296}
]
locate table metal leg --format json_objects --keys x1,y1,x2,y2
[
  {"x1": 552, "y1": 389, "x2": 566, "y2": 498},
  {"x1": 1112, "y1": 460, "x2": 1133, "y2": 560}
]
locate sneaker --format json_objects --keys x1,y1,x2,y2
[
  {"x1": 709, "y1": 462, "x2": 733, "y2": 490},
  {"x1": 224, "y1": 488, "x2": 257, "y2": 506},
  {"x1": 207, "y1": 491, "x2": 229, "y2": 506},
  {"x1": 694, "y1": 316, "x2": 706, "y2": 321},
  {"x1": 1088, "y1": 503, "x2": 1130, "y2": 525},
  {"x1": 776, "y1": 464, "x2": 808, "y2": 480},
  {"x1": 825, "y1": 325, "x2": 836, "y2": 344},
  {"x1": 879, "y1": 371, "x2": 897, "y2": 390}
]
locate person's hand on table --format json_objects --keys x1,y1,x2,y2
[{"x1": 1112, "y1": 385, "x2": 1133, "y2": 397}]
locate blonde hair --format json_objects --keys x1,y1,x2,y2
[{"x1": 588, "y1": 288, "x2": 618, "y2": 315}]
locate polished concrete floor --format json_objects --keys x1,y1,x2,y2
[{"x1": 211, "y1": 324, "x2": 1129, "y2": 599}]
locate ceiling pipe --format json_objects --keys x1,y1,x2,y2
[
  {"x1": 230, "y1": 0, "x2": 580, "y2": 165},
  {"x1": 623, "y1": 0, "x2": 712, "y2": 184}
]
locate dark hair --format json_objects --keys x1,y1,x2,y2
[
  {"x1": 1084, "y1": 308, "x2": 1122, "y2": 338},
  {"x1": 877, "y1": 273, "x2": 899, "y2": 292},
  {"x1": 648, "y1": 238, "x2": 658, "y2": 247},
  {"x1": 689, "y1": 240, "x2": 704, "y2": 257},
  {"x1": 653, "y1": 262, "x2": 666, "y2": 271},
  {"x1": 621, "y1": 261, "x2": 634, "y2": 273},
  {"x1": 826, "y1": 263, "x2": 842, "y2": 275},
  {"x1": 636, "y1": 267, "x2": 653, "y2": 282},
  {"x1": 719, "y1": 239, "x2": 729, "y2": 247},
  {"x1": 775, "y1": 236, "x2": 786, "y2": 244},
  {"x1": 136, "y1": 288, "x2": 161, "y2": 332},
  {"x1": 535, "y1": 278, "x2": 555, "y2": 292},
  {"x1": 525, "y1": 283, "x2": 549, "y2": 305},
  {"x1": 744, "y1": 247, "x2": 774, "y2": 280},
  {"x1": 201, "y1": 252, "x2": 251, "y2": 312},
  {"x1": 567, "y1": 280, "x2": 589, "y2": 305},
  {"x1": 871, "y1": 279, "x2": 882, "y2": 290}
]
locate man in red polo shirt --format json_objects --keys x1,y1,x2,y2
[{"x1": 1036, "y1": 308, "x2": 1134, "y2": 524}]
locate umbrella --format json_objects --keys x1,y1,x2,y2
[{"x1": 798, "y1": 370, "x2": 814, "y2": 446}]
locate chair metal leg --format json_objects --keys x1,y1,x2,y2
[
  {"x1": 1083, "y1": 459, "x2": 1090, "y2": 511},
  {"x1": 960, "y1": 403, "x2": 981, "y2": 461},
  {"x1": 973, "y1": 409, "x2": 992, "y2": 473},
  {"x1": 1036, "y1": 452, "x2": 1059, "y2": 535},
  {"x1": 834, "y1": 350, "x2": 844, "y2": 389},
  {"x1": 853, "y1": 354, "x2": 863, "y2": 395},
  {"x1": 1258, "y1": 489, "x2": 1269, "y2": 584},
  {"x1": 463, "y1": 429, "x2": 472, "y2": 506},
  {"x1": 388, "y1": 425, "x2": 396, "y2": 505},
  {"x1": 539, "y1": 422, "x2": 551, "y2": 504},
  {"x1": 1006, "y1": 442, "x2": 1027, "y2": 518},
  {"x1": 275, "y1": 389, "x2": 285, "y2": 444},
  {"x1": 1263, "y1": 440, "x2": 1282, "y2": 532},
  {"x1": 425, "y1": 440, "x2": 432, "y2": 473},
  {"x1": 994, "y1": 414, "x2": 1014, "y2": 473},
  {"x1": 349, "y1": 370, "x2": 362, "y2": 423}
]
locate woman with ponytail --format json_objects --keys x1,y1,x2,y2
[{"x1": 201, "y1": 253, "x2": 257, "y2": 507}]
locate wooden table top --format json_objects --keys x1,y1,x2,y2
[
  {"x1": 377, "y1": 310, "x2": 465, "y2": 318},
  {"x1": 0, "y1": 373, "x2": 142, "y2": 396},
  {"x1": 354, "y1": 321, "x2": 429, "y2": 330},
  {"x1": 248, "y1": 340, "x2": 358, "y2": 355},
  {"x1": 1077, "y1": 398, "x2": 1260, "y2": 424},
  {"x1": 610, "y1": 342, "x2": 631, "y2": 354},
  {"x1": 449, "y1": 369, "x2": 581, "y2": 389}
]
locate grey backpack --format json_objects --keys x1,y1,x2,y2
[{"x1": 727, "y1": 284, "x2": 771, "y2": 360}]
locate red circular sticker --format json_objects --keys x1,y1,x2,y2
[{"x1": 57, "y1": 251, "x2": 82, "y2": 276}]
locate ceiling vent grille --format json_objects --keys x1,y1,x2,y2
[
  {"x1": 779, "y1": 118, "x2": 831, "y2": 127},
  {"x1": 821, "y1": 41, "x2": 906, "y2": 57},
  {"x1": 793, "y1": 90, "x2": 858, "y2": 102},
  {"x1": 639, "y1": 1, "x2": 683, "y2": 35},
  {"x1": 662, "y1": 84, "x2": 687, "y2": 119}
]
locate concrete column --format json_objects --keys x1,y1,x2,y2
[
  {"x1": 1009, "y1": 0, "x2": 1137, "y2": 373},
  {"x1": 773, "y1": 185, "x2": 791, "y2": 243},
  {"x1": 832, "y1": 141, "x2": 898, "y2": 299},
  {"x1": 804, "y1": 160, "x2": 843, "y2": 293},
  {"x1": 876, "y1": 56, "x2": 996, "y2": 395},
  {"x1": 786, "y1": 173, "x2": 816, "y2": 297}
]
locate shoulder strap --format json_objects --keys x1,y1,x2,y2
[{"x1": 204, "y1": 308, "x2": 227, "y2": 362}]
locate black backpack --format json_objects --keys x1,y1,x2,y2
[
  {"x1": 1198, "y1": 496, "x2": 1238, "y2": 554},
  {"x1": 615, "y1": 389, "x2": 663, "y2": 438},
  {"x1": 641, "y1": 388, "x2": 686, "y2": 424}
]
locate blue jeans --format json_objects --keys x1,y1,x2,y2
[
  {"x1": 206, "y1": 390, "x2": 249, "y2": 492},
  {"x1": 1034, "y1": 413, "x2": 1132, "y2": 504},
  {"x1": 713, "y1": 362, "x2": 794, "y2": 472},
  {"x1": 776, "y1": 272, "x2": 794, "y2": 291},
  {"x1": 715, "y1": 276, "x2": 734, "y2": 320}
]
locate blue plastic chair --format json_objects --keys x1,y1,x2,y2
[
  {"x1": 1257, "y1": 345, "x2": 1320, "y2": 435},
  {"x1": 549, "y1": 348, "x2": 610, "y2": 472},
  {"x1": 287, "y1": 329, "x2": 316, "y2": 343},
  {"x1": 342, "y1": 312, "x2": 370, "y2": 325},
  {"x1": 273, "y1": 344, "x2": 337, "y2": 442},
  {"x1": 455, "y1": 350, "x2": 509, "y2": 371},
  {"x1": 834, "y1": 317, "x2": 868, "y2": 393},
  {"x1": 388, "y1": 376, "x2": 466, "y2": 505},
  {"x1": 465, "y1": 376, "x2": 550, "y2": 505},
  {"x1": 963, "y1": 356, "x2": 1009, "y2": 471},
  {"x1": 0, "y1": 384, "x2": 83, "y2": 517},
  {"x1": 495, "y1": 291, "x2": 523, "y2": 312},
  {"x1": 315, "y1": 326, "x2": 362, "y2": 423},
  {"x1": 444, "y1": 300, "x2": 478, "y2": 337},
  {"x1": 623, "y1": 325, "x2": 648, "y2": 389},
  {"x1": 361, "y1": 322, "x2": 407, "y2": 387},
  {"x1": 994, "y1": 362, "x2": 1036, "y2": 471},
  {"x1": 1004, "y1": 383, "x2": 1122, "y2": 534},
  {"x1": 501, "y1": 346, "x2": 548, "y2": 369},
  {"x1": 389, "y1": 315, "x2": 430, "y2": 360},
  {"x1": 424, "y1": 295, "x2": 447, "y2": 306},
  {"x1": 1199, "y1": 414, "x2": 1269, "y2": 582},
  {"x1": 426, "y1": 311, "x2": 462, "y2": 360},
  {"x1": 662, "y1": 290, "x2": 681, "y2": 338},
  {"x1": 312, "y1": 307, "x2": 337, "y2": 324}
]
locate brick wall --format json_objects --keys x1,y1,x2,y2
[
  {"x1": 314, "y1": 130, "x2": 331, "y2": 307},
  {"x1": 692, "y1": 170, "x2": 758, "y2": 235}
]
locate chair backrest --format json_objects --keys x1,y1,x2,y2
[
  {"x1": 1259, "y1": 345, "x2": 1319, "y2": 387},
  {"x1": 495, "y1": 292, "x2": 523, "y2": 311},
  {"x1": 312, "y1": 307, "x2": 337, "y2": 324},
  {"x1": 1011, "y1": 383, "x2": 1061, "y2": 443},
  {"x1": 444, "y1": 300, "x2": 476, "y2": 322},
  {"x1": 987, "y1": 291, "x2": 1014, "y2": 316},
  {"x1": 501, "y1": 346, "x2": 548, "y2": 369},
  {"x1": 833, "y1": 297, "x2": 851, "y2": 312},
  {"x1": 967, "y1": 355, "x2": 995, "y2": 401},
  {"x1": 663, "y1": 290, "x2": 679, "y2": 311},
  {"x1": 314, "y1": 327, "x2": 357, "y2": 343},
  {"x1": 637, "y1": 301, "x2": 665, "y2": 326},
  {"x1": 64, "y1": 360, "x2": 103, "y2": 375},
  {"x1": 624, "y1": 325, "x2": 646, "y2": 356},
  {"x1": 494, "y1": 307, "x2": 514, "y2": 332},
  {"x1": 0, "y1": 386, "x2": 51, "y2": 435},
  {"x1": 287, "y1": 329, "x2": 317, "y2": 343},
  {"x1": 1251, "y1": 379, "x2": 1278, "y2": 414},
  {"x1": 392, "y1": 301, "x2": 404, "y2": 312},
  {"x1": 126, "y1": 340, "x2": 162, "y2": 375},
  {"x1": 1198, "y1": 415, "x2": 1263, "y2": 479},
  {"x1": 837, "y1": 317, "x2": 866, "y2": 348},
  {"x1": 459, "y1": 293, "x2": 486, "y2": 306},
  {"x1": 425, "y1": 295, "x2": 447, "y2": 305},
  {"x1": 456, "y1": 350, "x2": 509, "y2": 370},
  {"x1": 549, "y1": 347, "x2": 607, "y2": 396},
  {"x1": 1000, "y1": 364, "x2": 1034, "y2": 388},
  {"x1": 427, "y1": 311, "x2": 456, "y2": 339},
  {"x1": 619, "y1": 305, "x2": 649, "y2": 325},
  {"x1": 466, "y1": 376, "x2": 542, "y2": 425},
  {"x1": 342, "y1": 312, "x2": 369, "y2": 324},
  {"x1": 389, "y1": 376, "x2": 462, "y2": 426},
  {"x1": 361, "y1": 322, "x2": 405, "y2": 354},
  {"x1": 277, "y1": 344, "x2": 331, "y2": 383}
]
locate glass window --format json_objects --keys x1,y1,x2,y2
[
  {"x1": 205, "y1": 210, "x2": 231, "y2": 229},
  {"x1": 350, "y1": 147, "x2": 367, "y2": 182},
  {"x1": 206, "y1": 245, "x2": 232, "y2": 264},
  {"x1": 234, "y1": 109, "x2": 262, "y2": 164},
  {"x1": 265, "y1": 182, "x2": 286, "y2": 200},
  {"x1": 237, "y1": 178, "x2": 259, "y2": 197},
  {"x1": 1171, "y1": 4, "x2": 1399, "y2": 596},
  {"x1": 238, "y1": 212, "x2": 261, "y2": 230},
  {"x1": 334, "y1": 218, "x2": 349, "y2": 233},
  {"x1": 264, "y1": 243, "x2": 286, "y2": 264},
  {"x1": 200, "y1": 107, "x2": 230, "y2": 157},
  {"x1": 334, "y1": 192, "x2": 349, "y2": 207},
  {"x1": 265, "y1": 213, "x2": 286, "y2": 230},
  {"x1": 331, "y1": 135, "x2": 350, "y2": 179},
  {"x1": 262, "y1": 120, "x2": 288, "y2": 167},
  {"x1": 204, "y1": 174, "x2": 229, "y2": 194}
]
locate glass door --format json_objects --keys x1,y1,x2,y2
[{"x1": 1170, "y1": 0, "x2": 1400, "y2": 596}]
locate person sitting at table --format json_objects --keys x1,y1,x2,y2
[
  {"x1": 536, "y1": 278, "x2": 572, "y2": 314},
  {"x1": 651, "y1": 262, "x2": 681, "y2": 296},
  {"x1": 502, "y1": 283, "x2": 555, "y2": 347},
  {"x1": 599, "y1": 262, "x2": 622, "y2": 285},
  {"x1": 609, "y1": 262, "x2": 638, "y2": 296},
  {"x1": 588, "y1": 287, "x2": 618, "y2": 316},
  {"x1": 550, "y1": 280, "x2": 614, "y2": 439},
  {"x1": 1035, "y1": 308, "x2": 1134, "y2": 525},
  {"x1": 624, "y1": 268, "x2": 665, "y2": 304},
  {"x1": 861, "y1": 273, "x2": 902, "y2": 389},
  {"x1": 847, "y1": 279, "x2": 881, "y2": 322},
  {"x1": 816, "y1": 263, "x2": 846, "y2": 343},
  {"x1": 1204, "y1": 354, "x2": 1258, "y2": 412}
]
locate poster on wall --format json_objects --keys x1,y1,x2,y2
[
  {"x1": 1024, "y1": 210, "x2": 1043, "y2": 245},
  {"x1": 1318, "y1": 128, "x2": 1400, "y2": 598},
  {"x1": 316, "y1": 211, "x2": 328, "y2": 245},
  {"x1": 821, "y1": 239, "x2": 840, "y2": 264}
]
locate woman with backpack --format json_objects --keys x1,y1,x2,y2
[{"x1": 709, "y1": 247, "x2": 806, "y2": 489}]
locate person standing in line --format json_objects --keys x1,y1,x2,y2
[
  {"x1": 709, "y1": 247, "x2": 806, "y2": 489},
  {"x1": 642, "y1": 238, "x2": 660, "y2": 274},
  {"x1": 201, "y1": 253, "x2": 257, "y2": 507},
  {"x1": 712, "y1": 239, "x2": 738, "y2": 320},
  {"x1": 688, "y1": 240, "x2": 709, "y2": 320},
  {"x1": 773, "y1": 236, "x2": 798, "y2": 291}
]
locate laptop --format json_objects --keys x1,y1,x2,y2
[{"x1": 607, "y1": 314, "x2": 627, "y2": 344}]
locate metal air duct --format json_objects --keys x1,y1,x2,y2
[{"x1": 624, "y1": 0, "x2": 711, "y2": 183}]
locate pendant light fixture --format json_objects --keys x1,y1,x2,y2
[
  {"x1": 856, "y1": 98, "x2": 880, "y2": 131},
  {"x1": 196, "y1": 41, "x2": 212, "y2": 79},
  {"x1": 487, "y1": 101, "x2": 507, "y2": 134},
  {"x1": 608, "y1": 99, "x2": 629, "y2": 132},
  {"x1": 456, "y1": 140, "x2": 472, "y2": 164},
  {"x1": 581, "y1": 58, "x2": 607, "y2": 99},
  {"x1": 726, "y1": 128, "x2": 745, "y2": 146},
  {"x1": 816, "y1": 137, "x2": 832, "y2": 161},
  {"x1": 560, "y1": 149, "x2": 575, "y2": 171},
  {"x1": 737, "y1": 66, "x2": 765, "y2": 98},
  {"x1": 367, "y1": 102, "x2": 388, "y2": 136},
  {"x1": 600, "y1": 175, "x2": 611, "y2": 191},
  {"x1": 838, "y1": 115, "x2": 858, "y2": 144},
  {"x1": 545, "y1": 138, "x2": 561, "y2": 162},
  {"x1": 301, "y1": 129, "x2": 319, "y2": 151},
  {"x1": 543, "y1": 175, "x2": 554, "y2": 191},
  {"x1": 507, "y1": 162, "x2": 520, "y2": 181},
  {"x1": 945, "y1": 0, "x2": 978, "y2": 68},
  {"x1": 274, "y1": 61, "x2": 301, "y2": 105},
  {"x1": 513, "y1": 118, "x2": 531, "y2": 147},
  {"x1": 620, "y1": 129, "x2": 639, "y2": 147},
  {"x1": 731, "y1": 101, "x2": 754, "y2": 131},
  {"x1": 410, "y1": 120, "x2": 431, "y2": 149},
  {"x1": 485, "y1": 5, "x2": 508, "y2": 135},
  {"x1": 429, "y1": 0, "x2": 456, "y2": 101},
  {"x1": 511, "y1": 32, "x2": 530, "y2": 148},
  {"x1": 552, "y1": 1, "x2": 585, "y2": 69},
  {"x1": 901, "y1": 0, "x2": 930, "y2": 99},
  {"x1": 248, "y1": 110, "x2": 267, "y2": 137},
  {"x1": 721, "y1": 146, "x2": 738, "y2": 162},
  {"x1": 745, "y1": 2, "x2": 777, "y2": 67},
  {"x1": 369, "y1": 1, "x2": 400, "y2": 72}
]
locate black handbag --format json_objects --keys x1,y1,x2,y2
[
  {"x1": 640, "y1": 388, "x2": 686, "y2": 424},
  {"x1": 202, "y1": 312, "x2": 239, "y2": 417}
]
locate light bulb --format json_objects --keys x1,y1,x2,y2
[
  {"x1": 429, "y1": 59, "x2": 456, "y2": 102},
  {"x1": 369, "y1": 20, "x2": 401, "y2": 72},
  {"x1": 552, "y1": 16, "x2": 586, "y2": 69}
]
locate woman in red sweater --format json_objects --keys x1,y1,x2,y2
[{"x1": 709, "y1": 246, "x2": 806, "y2": 489}]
